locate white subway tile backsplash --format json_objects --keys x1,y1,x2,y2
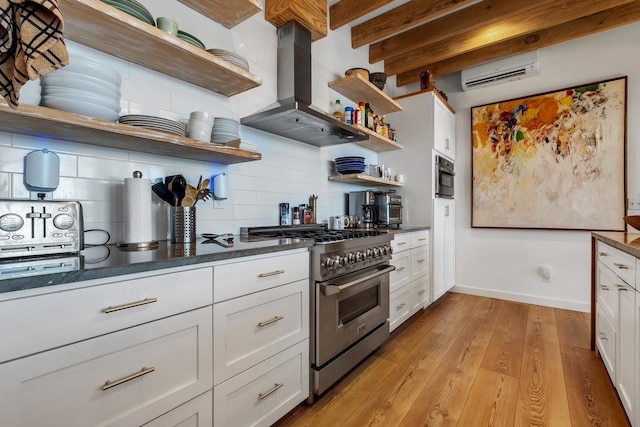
[
  {"x1": 0, "y1": 146, "x2": 77, "y2": 176},
  {"x1": 0, "y1": 172, "x2": 9, "y2": 197},
  {"x1": 121, "y1": 79, "x2": 171, "y2": 109},
  {"x1": 11, "y1": 134, "x2": 130, "y2": 161}
]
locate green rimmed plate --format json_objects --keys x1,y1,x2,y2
[
  {"x1": 101, "y1": 0, "x2": 154, "y2": 26},
  {"x1": 177, "y1": 30, "x2": 205, "y2": 50}
]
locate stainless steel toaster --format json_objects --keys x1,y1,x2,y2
[{"x1": 0, "y1": 199, "x2": 84, "y2": 259}]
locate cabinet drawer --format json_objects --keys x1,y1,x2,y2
[
  {"x1": 389, "y1": 250, "x2": 411, "y2": 293},
  {"x1": 390, "y1": 286, "x2": 411, "y2": 332},
  {"x1": 597, "y1": 262, "x2": 619, "y2": 325},
  {"x1": 411, "y1": 246, "x2": 429, "y2": 281},
  {"x1": 596, "y1": 306, "x2": 616, "y2": 381},
  {"x1": 214, "y1": 340, "x2": 309, "y2": 427},
  {"x1": 597, "y1": 241, "x2": 636, "y2": 287},
  {"x1": 391, "y1": 233, "x2": 411, "y2": 254},
  {"x1": 214, "y1": 251, "x2": 309, "y2": 302},
  {"x1": 0, "y1": 267, "x2": 213, "y2": 363},
  {"x1": 411, "y1": 230, "x2": 429, "y2": 248},
  {"x1": 0, "y1": 307, "x2": 213, "y2": 427},
  {"x1": 214, "y1": 279, "x2": 308, "y2": 385},
  {"x1": 143, "y1": 390, "x2": 212, "y2": 427},
  {"x1": 411, "y1": 275, "x2": 429, "y2": 314}
]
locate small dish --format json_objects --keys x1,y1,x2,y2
[{"x1": 345, "y1": 68, "x2": 370, "y2": 80}]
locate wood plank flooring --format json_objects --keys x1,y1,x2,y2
[{"x1": 274, "y1": 293, "x2": 630, "y2": 427}]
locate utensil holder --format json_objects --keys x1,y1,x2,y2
[{"x1": 170, "y1": 206, "x2": 196, "y2": 243}]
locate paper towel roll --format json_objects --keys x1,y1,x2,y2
[
  {"x1": 213, "y1": 173, "x2": 228, "y2": 200},
  {"x1": 123, "y1": 172, "x2": 153, "y2": 244}
]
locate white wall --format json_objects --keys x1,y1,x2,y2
[
  {"x1": 439, "y1": 22, "x2": 640, "y2": 312},
  {"x1": 0, "y1": 0, "x2": 386, "y2": 243}
]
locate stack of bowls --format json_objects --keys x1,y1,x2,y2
[
  {"x1": 335, "y1": 156, "x2": 366, "y2": 174},
  {"x1": 369, "y1": 72, "x2": 387, "y2": 90},
  {"x1": 210, "y1": 117, "x2": 240, "y2": 144},
  {"x1": 40, "y1": 57, "x2": 121, "y2": 121}
]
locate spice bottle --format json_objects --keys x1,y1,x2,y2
[
  {"x1": 365, "y1": 103, "x2": 374, "y2": 130},
  {"x1": 332, "y1": 99, "x2": 343, "y2": 122},
  {"x1": 344, "y1": 106, "x2": 354, "y2": 125},
  {"x1": 292, "y1": 206, "x2": 301, "y2": 225},
  {"x1": 358, "y1": 101, "x2": 365, "y2": 125}
]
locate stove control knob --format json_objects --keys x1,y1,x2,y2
[
  {"x1": 364, "y1": 249, "x2": 371, "y2": 259},
  {"x1": 348, "y1": 253, "x2": 356, "y2": 264},
  {"x1": 340, "y1": 256, "x2": 348, "y2": 266},
  {"x1": 324, "y1": 258, "x2": 335, "y2": 270},
  {"x1": 355, "y1": 252, "x2": 363, "y2": 262},
  {"x1": 334, "y1": 255, "x2": 343, "y2": 268},
  {"x1": 374, "y1": 247, "x2": 381, "y2": 257},
  {"x1": 384, "y1": 245, "x2": 392, "y2": 255}
]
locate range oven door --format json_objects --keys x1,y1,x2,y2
[{"x1": 315, "y1": 264, "x2": 393, "y2": 367}]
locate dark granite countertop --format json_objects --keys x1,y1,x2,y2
[
  {"x1": 0, "y1": 237, "x2": 314, "y2": 294},
  {"x1": 386, "y1": 225, "x2": 431, "y2": 235},
  {"x1": 592, "y1": 231, "x2": 640, "y2": 258}
]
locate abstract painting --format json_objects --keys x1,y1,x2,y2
[{"x1": 471, "y1": 77, "x2": 626, "y2": 230}]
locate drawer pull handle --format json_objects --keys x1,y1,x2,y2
[
  {"x1": 396, "y1": 267, "x2": 406, "y2": 272},
  {"x1": 599, "y1": 252, "x2": 608, "y2": 257},
  {"x1": 103, "y1": 297, "x2": 158, "y2": 313},
  {"x1": 258, "y1": 270, "x2": 285, "y2": 278},
  {"x1": 396, "y1": 303, "x2": 406, "y2": 310},
  {"x1": 418, "y1": 238, "x2": 427, "y2": 241},
  {"x1": 417, "y1": 259, "x2": 426, "y2": 263},
  {"x1": 617, "y1": 285, "x2": 629, "y2": 292},
  {"x1": 613, "y1": 263, "x2": 628, "y2": 269},
  {"x1": 600, "y1": 333, "x2": 608, "y2": 340},
  {"x1": 600, "y1": 285, "x2": 610, "y2": 291},
  {"x1": 418, "y1": 290, "x2": 426, "y2": 295},
  {"x1": 258, "y1": 315, "x2": 284, "y2": 327},
  {"x1": 397, "y1": 242, "x2": 407, "y2": 246},
  {"x1": 259, "y1": 383, "x2": 283, "y2": 400},
  {"x1": 102, "y1": 366, "x2": 155, "y2": 391}
]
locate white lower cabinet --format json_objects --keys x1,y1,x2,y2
[
  {"x1": 618, "y1": 281, "x2": 636, "y2": 420},
  {"x1": 389, "y1": 230, "x2": 429, "y2": 332},
  {"x1": 433, "y1": 198, "x2": 455, "y2": 302},
  {"x1": 214, "y1": 340, "x2": 309, "y2": 427},
  {"x1": 0, "y1": 307, "x2": 213, "y2": 427},
  {"x1": 597, "y1": 305, "x2": 617, "y2": 380},
  {"x1": 143, "y1": 390, "x2": 213, "y2": 427}
]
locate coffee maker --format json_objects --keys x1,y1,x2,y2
[{"x1": 348, "y1": 191, "x2": 376, "y2": 229}]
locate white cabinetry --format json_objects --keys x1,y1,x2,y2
[
  {"x1": 213, "y1": 250, "x2": 310, "y2": 427},
  {"x1": 433, "y1": 96, "x2": 456, "y2": 161},
  {"x1": 389, "y1": 230, "x2": 429, "y2": 332},
  {"x1": 595, "y1": 241, "x2": 636, "y2": 424},
  {"x1": 0, "y1": 268, "x2": 214, "y2": 427},
  {"x1": 433, "y1": 198, "x2": 455, "y2": 302}
]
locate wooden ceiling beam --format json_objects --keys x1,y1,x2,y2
[
  {"x1": 369, "y1": 0, "x2": 556, "y2": 64},
  {"x1": 395, "y1": 1, "x2": 640, "y2": 86},
  {"x1": 330, "y1": 0, "x2": 394, "y2": 30},
  {"x1": 350, "y1": 0, "x2": 476, "y2": 49},
  {"x1": 384, "y1": 0, "x2": 637, "y2": 76}
]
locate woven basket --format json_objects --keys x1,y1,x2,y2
[{"x1": 624, "y1": 215, "x2": 640, "y2": 230}]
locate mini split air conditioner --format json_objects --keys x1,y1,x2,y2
[{"x1": 461, "y1": 50, "x2": 540, "y2": 91}]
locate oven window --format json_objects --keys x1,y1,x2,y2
[
  {"x1": 440, "y1": 172, "x2": 454, "y2": 187},
  {"x1": 338, "y1": 284, "x2": 380, "y2": 326}
]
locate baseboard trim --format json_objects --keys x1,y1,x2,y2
[{"x1": 451, "y1": 285, "x2": 590, "y2": 313}]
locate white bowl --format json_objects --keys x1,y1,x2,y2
[
  {"x1": 41, "y1": 97, "x2": 120, "y2": 121},
  {"x1": 42, "y1": 92, "x2": 120, "y2": 112},
  {"x1": 43, "y1": 70, "x2": 121, "y2": 93},
  {"x1": 40, "y1": 75, "x2": 120, "y2": 98},
  {"x1": 64, "y1": 57, "x2": 122, "y2": 86}
]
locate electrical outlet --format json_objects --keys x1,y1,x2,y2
[
  {"x1": 630, "y1": 199, "x2": 640, "y2": 210},
  {"x1": 213, "y1": 200, "x2": 223, "y2": 209}
]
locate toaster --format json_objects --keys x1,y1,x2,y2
[{"x1": 0, "y1": 199, "x2": 84, "y2": 259}]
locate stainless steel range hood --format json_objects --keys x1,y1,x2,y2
[{"x1": 241, "y1": 21, "x2": 367, "y2": 147}]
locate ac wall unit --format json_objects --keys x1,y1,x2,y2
[{"x1": 461, "y1": 50, "x2": 540, "y2": 91}]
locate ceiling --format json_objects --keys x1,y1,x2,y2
[{"x1": 328, "y1": 0, "x2": 640, "y2": 88}]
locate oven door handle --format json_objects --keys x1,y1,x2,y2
[{"x1": 322, "y1": 265, "x2": 396, "y2": 296}]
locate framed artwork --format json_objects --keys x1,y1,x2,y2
[{"x1": 471, "y1": 77, "x2": 627, "y2": 230}]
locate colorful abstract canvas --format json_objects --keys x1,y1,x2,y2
[{"x1": 471, "y1": 77, "x2": 626, "y2": 230}]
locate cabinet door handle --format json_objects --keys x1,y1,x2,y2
[
  {"x1": 599, "y1": 333, "x2": 608, "y2": 340},
  {"x1": 258, "y1": 270, "x2": 285, "y2": 278},
  {"x1": 259, "y1": 383, "x2": 283, "y2": 400},
  {"x1": 418, "y1": 290, "x2": 426, "y2": 295},
  {"x1": 445, "y1": 206, "x2": 450, "y2": 217},
  {"x1": 396, "y1": 303, "x2": 406, "y2": 310},
  {"x1": 103, "y1": 297, "x2": 158, "y2": 313},
  {"x1": 258, "y1": 315, "x2": 284, "y2": 327},
  {"x1": 396, "y1": 266, "x2": 406, "y2": 272},
  {"x1": 397, "y1": 242, "x2": 407, "y2": 246},
  {"x1": 445, "y1": 138, "x2": 450, "y2": 150},
  {"x1": 417, "y1": 259, "x2": 426, "y2": 263},
  {"x1": 599, "y1": 252, "x2": 608, "y2": 257},
  {"x1": 418, "y1": 237, "x2": 427, "y2": 241},
  {"x1": 617, "y1": 285, "x2": 629, "y2": 292},
  {"x1": 102, "y1": 366, "x2": 155, "y2": 391},
  {"x1": 613, "y1": 263, "x2": 628, "y2": 270},
  {"x1": 600, "y1": 285, "x2": 610, "y2": 291}
]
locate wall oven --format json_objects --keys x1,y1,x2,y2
[{"x1": 435, "y1": 154, "x2": 454, "y2": 199}]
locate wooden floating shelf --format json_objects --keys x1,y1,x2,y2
[
  {"x1": 0, "y1": 103, "x2": 261, "y2": 164},
  {"x1": 328, "y1": 174, "x2": 403, "y2": 187},
  {"x1": 60, "y1": 0, "x2": 262, "y2": 97},
  {"x1": 178, "y1": 0, "x2": 262, "y2": 28},
  {"x1": 328, "y1": 73, "x2": 402, "y2": 115},
  {"x1": 351, "y1": 125, "x2": 402, "y2": 152}
]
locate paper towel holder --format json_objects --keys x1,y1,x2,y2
[
  {"x1": 213, "y1": 173, "x2": 228, "y2": 200},
  {"x1": 116, "y1": 171, "x2": 159, "y2": 251}
]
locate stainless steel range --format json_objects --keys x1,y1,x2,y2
[{"x1": 242, "y1": 225, "x2": 394, "y2": 398}]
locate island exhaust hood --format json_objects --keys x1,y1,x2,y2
[{"x1": 241, "y1": 21, "x2": 367, "y2": 147}]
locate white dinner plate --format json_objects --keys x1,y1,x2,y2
[
  {"x1": 63, "y1": 57, "x2": 122, "y2": 86},
  {"x1": 41, "y1": 75, "x2": 120, "y2": 98},
  {"x1": 42, "y1": 93, "x2": 121, "y2": 113},
  {"x1": 43, "y1": 71, "x2": 120, "y2": 93},
  {"x1": 41, "y1": 97, "x2": 120, "y2": 121}
]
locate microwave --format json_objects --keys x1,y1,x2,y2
[
  {"x1": 374, "y1": 193, "x2": 402, "y2": 227},
  {"x1": 435, "y1": 155, "x2": 454, "y2": 199}
]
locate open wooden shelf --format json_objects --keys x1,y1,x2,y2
[
  {"x1": 0, "y1": 102, "x2": 261, "y2": 164},
  {"x1": 351, "y1": 125, "x2": 402, "y2": 152},
  {"x1": 59, "y1": 0, "x2": 262, "y2": 97},
  {"x1": 328, "y1": 174, "x2": 403, "y2": 187},
  {"x1": 178, "y1": 0, "x2": 262, "y2": 28},
  {"x1": 328, "y1": 73, "x2": 402, "y2": 115}
]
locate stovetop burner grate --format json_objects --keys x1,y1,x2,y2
[{"x1": 244, "y1": 227, "x2": 384, "y2": 243}]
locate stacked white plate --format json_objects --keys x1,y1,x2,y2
[
  {"x1": 206, "y1": 49, "x2": 249, "y2": 72},
  {"x1": 119, "y1": 115, "x2": 186, "y2": 136},
  {"x1": 40, "y1": 57, "x2": 121, "y2": 121},
  {"x1": 210, "y1": 117, "x2": 239, "y2": 144}
]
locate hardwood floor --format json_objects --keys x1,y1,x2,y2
[{"x1": 274, "y1": 293, "x2": 630, "y2": 427}]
